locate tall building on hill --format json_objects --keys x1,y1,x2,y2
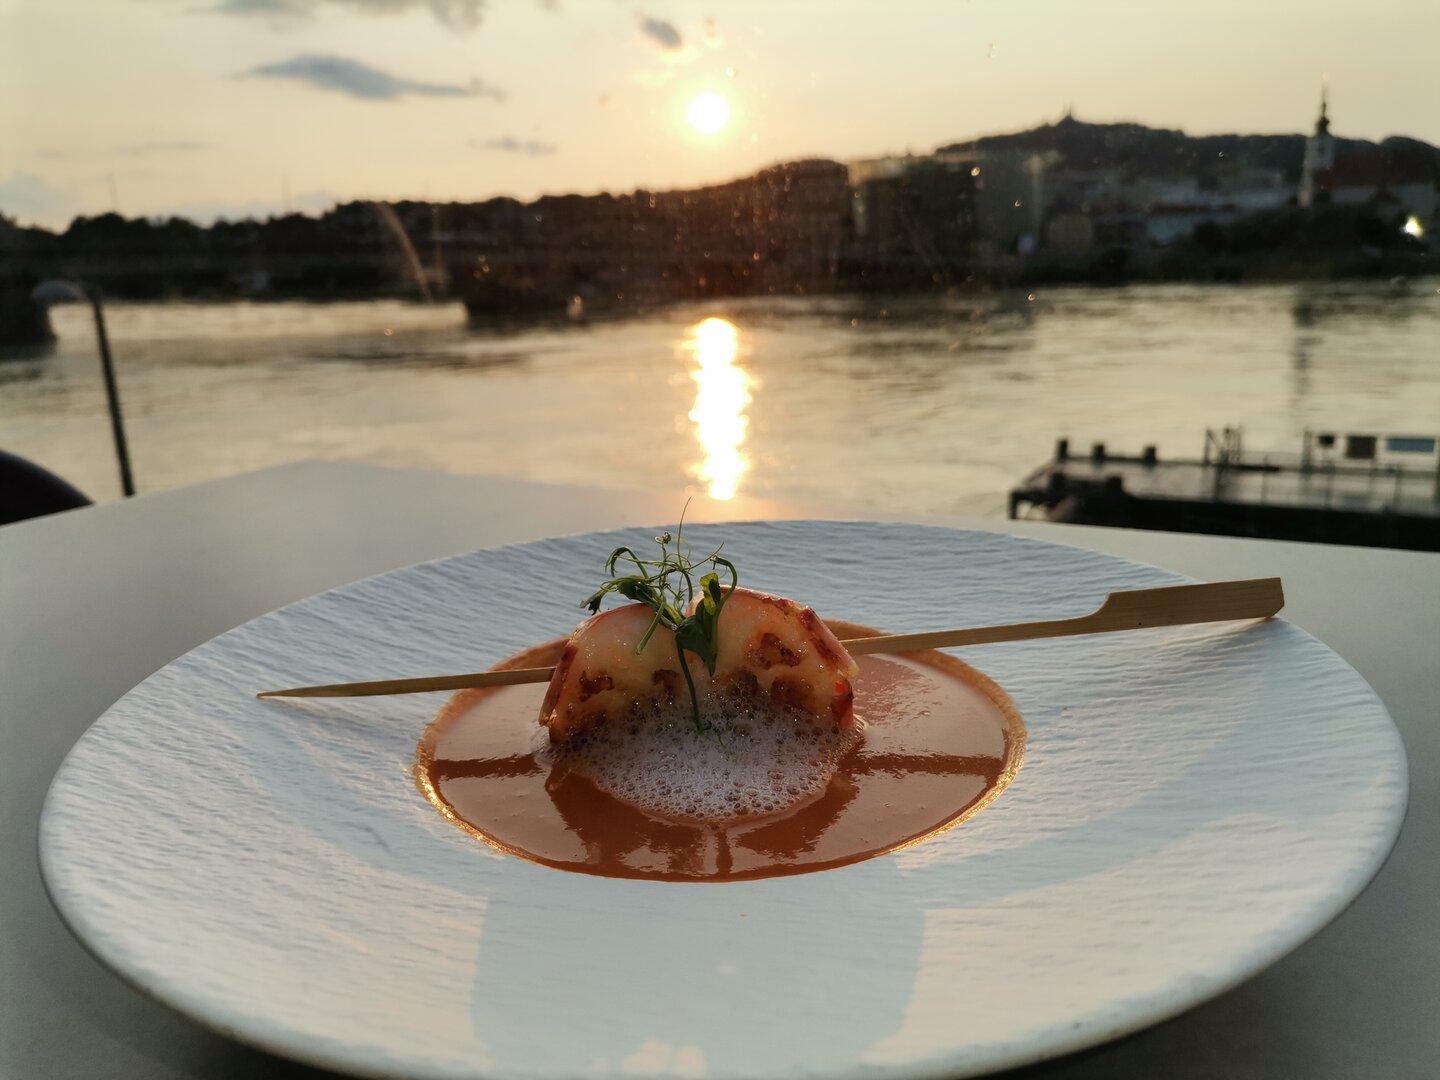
[{"x1": 1299, "y1": 86, "x2": 1337, "y2": 208}]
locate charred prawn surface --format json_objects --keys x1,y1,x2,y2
[{"x1": 540, "y1": 588, "x2": 859, "y2": 743}]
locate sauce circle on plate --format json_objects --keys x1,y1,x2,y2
[{"x1": 415, "y1": 619, "x2": 1025, "y2": 882}]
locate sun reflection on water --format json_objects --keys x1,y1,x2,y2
[{"x1": 686, "y1": 316, "x2": 752, "y2": 500}]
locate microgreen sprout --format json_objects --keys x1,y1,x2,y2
[{"x1": 582, "y1": 504, "x2": 737, "y2": 731}]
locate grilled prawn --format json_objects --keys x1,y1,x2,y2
[{"x1": 539, "y1": 587, "x2": 858, "y2": 742}]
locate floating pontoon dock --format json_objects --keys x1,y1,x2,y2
[{"x1": 1009, "y1": 429, "x2": 1440, "y2": 551}]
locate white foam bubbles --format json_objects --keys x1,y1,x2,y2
[{"x1": 550, "y1": 695, "x2": 860, "y2": 824}]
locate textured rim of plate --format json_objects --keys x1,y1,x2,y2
[{"x1": 38, "y1": 521, "x2": 1409, "y2": 1080}]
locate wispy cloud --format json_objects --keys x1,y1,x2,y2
[
  {"x1": 242, "y1": 54, "x2": 504, "y2": 102},
  {"x1": 469, "y1": 136, "x2": 556, "y2": 156},
  {"x1": 29, "y1": 141, "x2": 213, "y2": 163},
  {"x1": 637, "y1": 13, "x2": 682, "y2": 51},
  {"x1": 209, "y1": 0, "x2": 310, "y2": 15},
  {"x1": 207, "y1": 0, "x2": 488, "y2": 33},
  {"x1": 115, "y1": 140, "x2": 215, "y2": 157}
]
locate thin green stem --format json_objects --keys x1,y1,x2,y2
[{"x1": 674, "y1": 636, "x2": 704, "y2": 731}]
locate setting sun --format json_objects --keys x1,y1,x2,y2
[{"x1": 685, "y1": 91, "x2": 731, "y2": 136}]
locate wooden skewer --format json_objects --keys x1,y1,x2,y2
[{"x1": 256, "y1": 577, "x2": 1282, "y2": 700}]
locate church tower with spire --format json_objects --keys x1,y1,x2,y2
[{"x1": 1299, "y1": 85, "x2": 1336, "y2": 208}]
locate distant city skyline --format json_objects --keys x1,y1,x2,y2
[{"x1": 3, "y1": 0, "x2": 1438, "y2": 229}]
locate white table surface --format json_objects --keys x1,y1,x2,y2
[{"x1": 1, "y1": 461, "x2": 1435, "y2": 1080}]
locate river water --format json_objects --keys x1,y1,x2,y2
[{"x1": 3, "y1": 280, "x2": 1438, "y2": 516}]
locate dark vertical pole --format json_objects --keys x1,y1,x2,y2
[{"x1": 86, "y1": 289, "x2": 135, "y2": 498}]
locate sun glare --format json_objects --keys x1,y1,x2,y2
[
  {"x1": 686, "y1": 92, "x2": 731, "y2": 136},
  {"x1": 687, "y1": 317, "x2": 751, "y2": 500}
]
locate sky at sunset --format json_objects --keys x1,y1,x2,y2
[{"x1": 3, "y1": 0, "x2": 1438, "y2": 228}]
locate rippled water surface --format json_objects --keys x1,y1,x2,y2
[{"x1": 3, "y1": 280, "x2": 1438, "y2": 516}]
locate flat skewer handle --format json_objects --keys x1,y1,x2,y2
[
  {"x1": 256, "y1": 577, "x2": 1282, "y2": 699},
  {"x1": 843, "y1": 577, "x2": 1283, "y2": 654}
]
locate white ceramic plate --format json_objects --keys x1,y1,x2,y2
[{"x1": 40, "y1": 522, "x2": 1407, "y2": 1080}]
